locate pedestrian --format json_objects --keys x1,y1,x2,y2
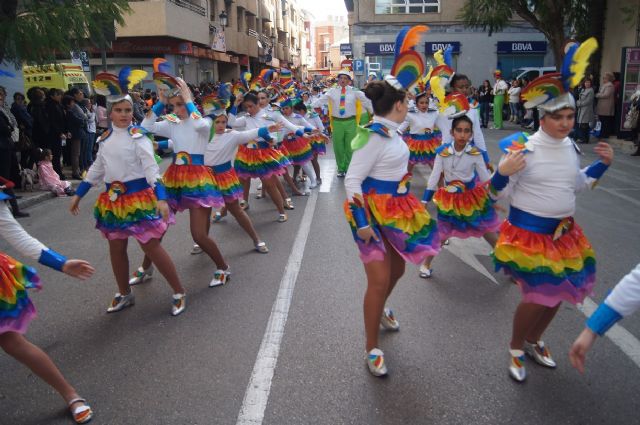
[
  {"x1": 343, "y1": 28, "x2": 440, "y2": 376},
  {"x1": 490, "y1": 38, "x2": 613, "y2": 382},
  {"x1": 44, "y1": 88, "x2": 67, "y2": 179},
  {"x1": 95, "y1": 95, "x2": 108, "y2": 137},
  {"x1": 27, "y1": 87, "x2": 49, "y2": 158},
  {"x1": 478, "y1": 79, "x2": 492, "y2": 128},
  {"x1": 80, "y1": 99, "x2": 96, "y2": 173},
  {"x1": 0, "y1": 186, "x2": 95, "y2": 424},
  {"x1": 397, "y1": 80, "x2": 441, "y2": 170},
  {"x1": 595, "y1": 72, "x2": 616, "y2": 138},
  {"x1": 492, "y1": 70, "x2": 508, "y2": 129},
  {"x1": 293, "y1": 101, "x2": 327, "y2": 185},
  {"x1": 0, "y1": 87, "x2": 28, "y2": 218},
  {"x1": 576, "y1": 78, "x2": 595, "y2": 144},
  {"x1": 311, "y1": 69, "x2": 373, "y2": 177},
  {"x1": 141, "y1": 76, "x2": 230, "y2": 288},
  {"x1": 508, "y1": 80, "x2": 521, "y2": 123},
  {"x1": 37, "y1": 148, "x2": 75, "y2": 196},
  {"x1": 419, "y1": 112, "x2": 500, "y2": 278},
  {"x1": 70, "y1": 73, "x2": 187, "y2": 315},
  {"x1": 627, "y1": 88, "x2": 640, "y2": 156},
  {"x1": 569, "y1": 263, "x2": 640, "y2": 373},
  {"x1": 10, "y1": 92, "x2": 35, "y2": 170},
  {"x1": 61, "y1": 95, "x2": 85, "y2": 180}
]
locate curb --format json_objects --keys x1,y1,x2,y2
[
  {"x1": 607, "y1": 137, "x2": 636, "y2": 151},
  {"x1": 17, "y1": 191, "x2": 56, "y2": 210}
]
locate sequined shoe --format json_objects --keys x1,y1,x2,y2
[
  {"x1": 106, "y1": 292, "x2": 135, "y2": 313},
  {"x1": 365, "y1": 348, "x2": 388, "y2": 377},
  {"x1": 380, "y1": 308, "x2": 400, "y2": 331},
  {"x1": 209, "y1": 267, "x2": 231, "y2": 287},
  {"x1": 284, "y1": 198, "x2": 295, "y2": 210},
  {"x1": 171, "y1": 293, "x2": 186, "y2": 316},
  {"x1": 508, "y1": 349, "x2": 527, "y2": 382},
  {"x1": 277, "y1": 213, "x2": 288, "y2": 223},
  {"x1": 129, "y1": 265, "x2": 154, "y2": 286},
  {"x1": 419, "y1": 265, "x2": 432, "y2": 279},
  {"x1": 255, "y1": 241, "x2": 269, "y2": 253},
  {"x1": 191, "y1": 244, "x2": 203, "y2": 255},
  {"x1": 524, "y1": 340, "x2": 557, "y2": 368}
]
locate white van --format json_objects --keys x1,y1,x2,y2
[{"x1": 513, "y1": 67, "x2": 557, "y2": 81}]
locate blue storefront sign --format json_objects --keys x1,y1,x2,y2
[
  {"x1": 497, "y1": 41, "x2": 547, "y2": 54},
  {"x1": 364, "y1": 42, "x2": 395, "y2": 56},
  {"x1": 340, "y1": 43, "x2": 352, "y2": 55},
  {"x1": 424, "y1": 42, "x2": 461, "y2": 54}
]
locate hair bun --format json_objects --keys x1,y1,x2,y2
[{"x1": 364, "y1": 81, "x2": 386, "y2": 102}]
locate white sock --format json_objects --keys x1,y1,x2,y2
[{"x1": 302, "y1": 162, "x2": 316, "y2": 187}]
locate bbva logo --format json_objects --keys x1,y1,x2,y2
[{"x1": 512, "y1": 43, "x2": 534, "y2": 51}]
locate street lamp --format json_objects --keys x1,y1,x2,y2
[{"x1": 219, "y1": 10, "x2": 228, "y2": 27}]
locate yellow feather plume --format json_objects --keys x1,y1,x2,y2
[
  {"x1": 127, "y1": 70, "x2": 148, "y2": 89},
  {"x1": 424, "y1": 65, "x2": 433, "y2": 82},
  {"x1": 569, "y1": 37, "x2": 598, "y2": 89},
  {"x1": 430, "y1": 75, "x2": 446, "y2": 107},
  {"x1": 434, "y1": 49, "x2": 444, "y2": 66}
]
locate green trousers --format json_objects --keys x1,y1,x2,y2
[
  {"x1": 332, "y1": 117, "x2": 357, "y2": 173},
  {"x1": 493, "y1": 94, "x2": 505, "y2": 129}
]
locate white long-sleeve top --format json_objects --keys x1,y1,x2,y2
[
  {"x1": 141, "y1": 112, "x2": 210, "y2": 155},
  {"x1": 204, "y1": 128, "x2": 261, "y2": 166},
  {"x1": 426, "y1": 144, "x2": 491, "y2": 190},
  {"x1": 311, "y1": 86, "x2": 373, "y2": 118},
  {"x1": 83, "y1": 125, "x2": 162, "y2": 188},
  {"x1": 345, "y1": 116, "x2": 409, "y2": 199},
  {"x1": 0, "y1": 202, "x2": 46, "y2": 261},
  {"x1": 398, "y1": 109, "x2": 440, "y2": 134},
  {"x1": 494, "y1": 129, "x2": 601, "y2": 218},
  {"x1": 228, "y1": 107, "x2": 300, "y2": 134},
  {"x1": 436, "y1": 107, "x2": 487, "y2": 152},
  {"x1": 306, "y1": 112, "x2": 325, "y2": 131},
  {"x1": 604, "y1": 264, "x2": 640, "y2": 317}
]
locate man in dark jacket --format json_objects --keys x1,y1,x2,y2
[
  {"x1": 62, "y1": 95, "x2": 86, "y2": 180},
  {"x1": 0, "y1": 88, "x2": 29, "y2": 217}
]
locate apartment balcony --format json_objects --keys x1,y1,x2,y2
[
  {"x1": 118, "y1": 0, "x2": 209, "y2": 45},
  {"x1": 245, "y1": 0, "x2": 258, "y2": 16}
]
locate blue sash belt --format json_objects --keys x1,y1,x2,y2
[
  {"x1": 362, "y1": 177, "x2": 409, "y2": 196},
  {"x1": 508, "y1": 207, "x2": 563, "y2": 235},
  {"x1": 105, "y1": 178, "x2": 150, "y2": 194},
  {"x1": 212, "y1": 161, "x2": 232, "y2": 174}
]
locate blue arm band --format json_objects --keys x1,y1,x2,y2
[
  {"x1": 422, "y1": 189, "x2": 435, "y2": 203},
  {"x1": 258, "y1": 127, "x2": 270, "y2": 140},
  {"x1": 75, "y1": 181, "x2": 92, "y2": 198},
  {"x1": 154, "y1": 181, "x2": 167, "y2": 201},
  {"x1": 151, "y1": 101, "x2": 165, "y2": 116},
  {"x1": 157, "y1": 140, "x2": 169, "y2": 150},
  {"x1": 586, "y1": 303, "x2": 623, "y2": 336},
  {"x1": 295, "y1": 129, "x2": 304, "y2": 137},
  {"x1": 351, "y1": 207, "x2": 369, "y2": 229},
  {"x1": 229, "y1": 105, "x2": 238, "y2": 115},
  {"x1": 186, "y1": 102, "x2": 198, "y2": 115},
  {"x1": 585, "y1": 160, "x2": 609, "y2": 179},
  {"x1": 481, "y1": 150, "x2": 490, "y2": 164},
  {"x1": 304, "y1": 126, "x2": 314, "y2": 133},
  {"x1": 490, "y1": 171, "x2": 509, "y2": 192},
  {"x1": 38, "y1": 249, "x2": 67, "y2": 272}
]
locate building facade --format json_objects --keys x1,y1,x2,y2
[
  {"x1": 309, "y1": 15, "x2": 349, "y2": 76},
  {"x1": 344, "y1": 0, "x2": 554, "y2": 88},
  {"x1": 89, "y1": 0, "x2": 310, "y2": 84}
]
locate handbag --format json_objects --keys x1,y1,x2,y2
[
  {"x1": 15, "y1": 127, "x2": 32, "y2": 151},
  {"x1": 623, "y1": 106, "x2": 639, "y2": 129}
]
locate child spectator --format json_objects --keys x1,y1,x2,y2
[{"x1": 37, "y1": 149, "x2": 75, "y2": 196}]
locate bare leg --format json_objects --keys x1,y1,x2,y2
[
  {"x1": 510, "y1": 302, "x2": 549, "y2": 350},
  {"x1": 240, "y1": 178, "x2": 250, "y2": 204},
  {"x1": 525, "y1": 304, "x2": 561, "y2": 343},
  {"x1": 293, "y1": 164, "x2": 301, "y2": 181},
  {"x1": 274, "y1": 175, "x2": 288, "y2": 200},
  {"x1": 262, "y1": 176, "x2": 285, "y2": 214},
  {"x1": 138, "y1": 238, "x2": 185, "y2": 294},
  {"x1": 282, "y1": 170, "x2": 303, "y2": 195},
  {"x1": 483, "y1": 232, "x2": 499, "y2": 248},
  {"x1": 108, "y1": 239, "x2": 131, "y2": 295},
  {"x1": 227, "y1": 200, "x2": 260, "y2": 244},
  {"x1": 189, "y1": 207, "x2": 228, "y2": 270},
  {"x1": 385, "y1": 239, "x2": 405, "y2": 300},
  {"x1": 363, "y1": 244, "x2": 392, "y2": 352}
]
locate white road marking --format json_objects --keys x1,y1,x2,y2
[
  {"x1": 578, "y1": 298, "x2": 640, "y2": 369},
  {"x1": 444, "y1": 237, "x2": 499, "y2": 285},
  {"x1": 236, "y1": 190, "x2": 318, "y2": 425},
  {"x1": 319, "y1": 159, "x2": 336, "y2": 193},
  {"x1": 596, "y1": 186, "x2": 640, "y2": 208}
]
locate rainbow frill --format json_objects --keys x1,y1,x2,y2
[
  {"x1": 492, "y1": 220, "x2": 596, "y2": 307},
  {"x1": 95, "y1": 187, "x2": 172, "y2": 243},
  {"x1": 433, "y1": 183, "x2": 501, "y2": 240},
  {"x1": 282, "y1": 134, "x2": 313, "y2": 165},
  {"x1": 0, "y1": 253, "x2": 41, "y2": 334},
  {"x1": 212, "y1": 166, "x2": 243, "y2": 203},
  {"x1": 309, "y1": 134, "x2": 327, "y2": 156},
  {"x1": 163, "y1": 164, "x2": 224, "y2": 211},
  {"x1": 344, "y1": 192, "x2": 440, "y2": 264},
  {"x1": 234, "y1": 144, "x2": 290, "y2": 179},
  {"x1": 402, "y1": 129, "x2": 442, "y2": 166}
]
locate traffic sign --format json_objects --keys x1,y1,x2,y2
[{"x1": 353, "y1": 59, "x2": 364, "y2": 75}]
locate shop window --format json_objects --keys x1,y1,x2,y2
[{"x1": 375, "y1": 0, "x2": 440, "y2": 14}]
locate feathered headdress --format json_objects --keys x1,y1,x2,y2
[
  {"x1": 151, "y1": 57, "x2": 179, "y2": 96},
  {"x1": 521, "y1": 37, "x2": 598, "y2": 114},
  {"x1": 93, "y1": 67, "x2": 147, "y2": 103},
  {"x1": 384, "y1": 25, "x2": 428, "y2": 91},
  {"x1": 202, "y1": 94, "x2": 229, "y2": 116},
  {"x1": 412, "y1": 65, "x2": 433, "y2": 97},
  {"x1": 258, "y1": 69, "x2": 276, "y2": 84},
  {"x1": 440, "y1": 92, "x2": 470, "y2": 118},
  {"x1": 233, "y1": 81, "x2": 247, "y2": 97},
  {"x1": 240, "y1": 71, "x2": 252, "y2": 89},
  {"x1": 153, "y1": 58, "x2": 171, "y2": 74},
  {"x1": 280, "y1": 68, "x2": 292, "y2": 85}
]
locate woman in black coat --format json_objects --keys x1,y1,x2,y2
[{"x1": 45, "y1": 89, "x2": 68, "y2": 179}]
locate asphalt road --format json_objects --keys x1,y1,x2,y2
[{"x1": 1, "y1": 126, "x2": 639, "y2": 425}]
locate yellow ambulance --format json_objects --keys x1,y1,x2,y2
[{"x1": 22, "y1": 63, "x2": 90, "y2": 94}]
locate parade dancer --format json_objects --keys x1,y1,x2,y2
[
  {"x1": 71, "y1": 69, "x2": 188, "y2": 314},
  {"x1": 0, "y1": 188, "x2": 95, "y2": 424},
  {"x1": 488, "y1": 39, "x2": 611, "y2": 382},
  {"x1": 140, "y1": 74, "x2": 230, "y2": 288},
  {"x1": 293, "y1": 101, "x2": 327, "y2": 185},
  {"x1": 312, "y1": 69, "x2": 373, "y2": 177},
  {"x1": 419, "y1": 109, "x2": 500, "y2": 278},
  {"x1": 278, "y1": 97, "x2": 318, "y2": 189},
  {"x1": 202, "y1": 93, "x2": 282, "y2": 252},
  {"x1": 344, "y1": 26, "x2": 439, "y2": 377}
]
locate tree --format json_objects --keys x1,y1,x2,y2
[
  {"x1": 0, "y1": 0, "x2": 131, "y2": 66},
  {"x1": 458, "y1": 0, "x2": 606, "y2": 69}
]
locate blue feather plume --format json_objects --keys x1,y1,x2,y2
[
  {"x1": 118, "y1": 66, "x2": 132, "y2": 92},
  {"x1": 561, "y1": 43, "x2": 578, "y2": 91},
  {"x1": 394, "y1": 26, "x2": 409, "y2": 61},
  {"x1": 218, "y1": 82, "x2": 231, "y2": 102},
  {"x1": 444, "y1": 46, "x2": 453, "y2": 68}
]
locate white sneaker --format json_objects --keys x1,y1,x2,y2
[
  {"x1": 365, "y1": 348, "x2": 388, "y2": 377},
  {"x1": 171, "y1": 293, "x2": 186, "y2": 316},
  {"x1": 191, "y1": 244, "x2": 203, "y2": 255},
  {"x1": 129, "y1": 265, "x2": 154, "y2": 286},
  {"x1": 419, "y1": 265, "x2": 432, "y2": 279},
  {"x1": 209, "y1": 267, "x2": 231, "y2": 287},
  {"x1": 380, "y1": 308, "x2": 400, "y2": 331},
  {"x1": 106, "y1": 292, "x2": 135, "y2": 313}
]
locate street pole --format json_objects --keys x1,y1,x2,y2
[{"x1": 101, "y1": 46, "x2": 107, "y2": 72}]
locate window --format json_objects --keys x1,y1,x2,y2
[{"x1": 375, "y1": 0, "x2": 440, "y2": 14}]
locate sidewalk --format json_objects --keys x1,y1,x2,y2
[{"x1": 14, "y1": 168, "x2": 82, "y2": 211}]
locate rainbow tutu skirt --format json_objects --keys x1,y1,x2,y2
[
  {"x1": 402, "y1": 130, "x2": 442, "y2": 167},
  {"x1": 492, "y1": 207, "x2": 596, "y2": 307},
  {"x1": 344, "y1": 177, "x2": 440, "y2": 264},
  {"x1": 309, "y1": 134, "x2": 327, "y2": 156},
  {"x1": 94, "y1": 178, "x2": 173, "y2": 243},
  {"x1": 433, "y1": 180, "x2": 501, "y2": 241},
  {"x1": 211, "y1": 161, "x2": 243, "y2": 203},
  {"x1": 234, "y1": 143, "x2": 290, "y2": 179},
  {"x1": 164, "y1": 152, "x2": 224, "y2": 211},
  {"x1": 282, "y1": 134, "x2": 313, "y2": 165},
  {"x1": 0, "y1": 253, "x2": 41, "y2": 334}
]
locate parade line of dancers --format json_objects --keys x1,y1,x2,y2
[{"x1": 2, "y1": 26, "x2": 639, "y2": 424}]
